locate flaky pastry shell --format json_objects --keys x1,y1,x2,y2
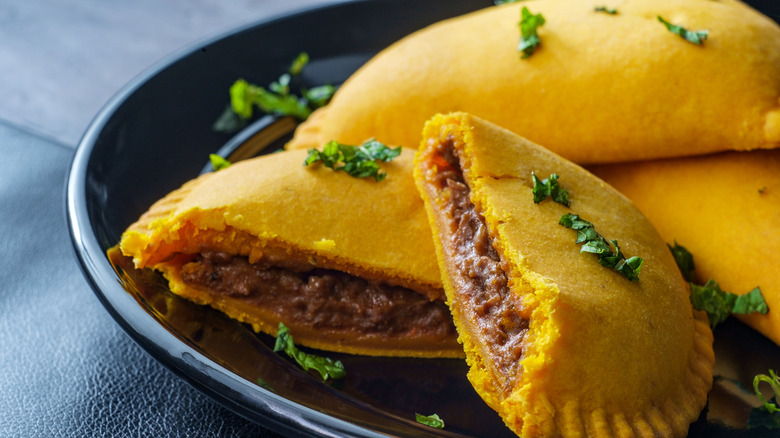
[
  {"x1": 120, "y1": 149, "x2": 462, "y2": 358},
  {"x1": 414, "y1": 113, "x2": 714, "y2": 437},
  {"x1": 288, "y1": 0, "x2": 780, "y2": 164}
]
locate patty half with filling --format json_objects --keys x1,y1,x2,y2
[
  {"x1": 119, "y1": 148, "x2": 461, "y2": 358},
  {"x1": 414, "y1": 112, "x2": 714, "y2": 437}
]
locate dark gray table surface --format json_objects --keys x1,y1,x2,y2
[{"x1": 0, "y1": 1, "x2": 332, "y2": 437}]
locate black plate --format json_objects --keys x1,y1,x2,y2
[{"x1": 67, "y1": 1, "x2": 780, "y2": 437}]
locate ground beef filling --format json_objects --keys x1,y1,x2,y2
[
  {"x1": 430, "y1": 138, "x2": 529, "y2": 394},
  {"x1": 180, "y1": 251, "x2": 456, "y2": 339}
]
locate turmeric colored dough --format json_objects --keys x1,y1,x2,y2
[
  {"x1": 288, "y1": 0, "x2": 780, "y2": 164},
  {"x1": 591, "y1": 150, "x2": 780, "y2": 346},
  {"x1": 119, "y1": 149, "x2": 462, "y2": 358},
  {"x1": 414, "y1": 113, "x2": 714, "y2": 437}
]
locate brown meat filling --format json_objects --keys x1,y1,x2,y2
[
  {"x1": 429, "y1": 137, "x2": 529, "y2": 395},
  {"x1": 180, "y1": 251, "x2": 456, "y2": 339}
]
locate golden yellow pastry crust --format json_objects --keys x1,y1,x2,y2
[
  {"x1": 120, "y1": 148, "x2": 463, "y2": 358},
  {"x1": 591, "y1": 150, "x2": 780, "y2": 346},
  {"x1": 288, "y1": 0, "x2": 780, "y2": 164},
  {"x1": 414, "y1": 113, "x2": 714, "y2": 437}
]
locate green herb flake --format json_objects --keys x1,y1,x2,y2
[
  {"x1": 303, "y1": 84, "x2": 337, "y2": 108},
  {"x1": 288, "y1": 52, "x2": 310, "y2": 75},
  {"x1": 304, "y1": 139, "x2": 402, "y2": 182},
  {"x1": 531, "y1": 172, "x2": 570, "y2": 206},
  {"x1": 748, "y1": 370, "x2": 780, "y2": 430},
  {"x1": 657, "y1": 16, "x2": 709, "y2": 45},
  {"x1": 594, "y1": 6, "x2": 618, "y2": 14},
  {"x1": 209, "y1": 154, "x2": 231, "y2": 171},
  {"x1": 669, "y1": 242, "x2": 770, "y2": 327},
  {"x1": 759, "y1": 186, "x2": 768, "y2": 194},
  {"x1": 559, "y1": 213, "x2": 643, "y2": 281},
  {"x1": 216, "y1": 52, "x2": 335, "y2": 132},
  {"x1": 518, "y1": 7, "x2": 546, "y2": 58},
  {"x1": 667, "y1": 241, "x2": 695, "y2": 282},
  {"x1": 415, "y1": 413, "x2": 445, "y2": 429},
  {"x1": 273, "y1": 322, "x2": 346, "y2": 380},
  {"x1": 690, "y1": 281, "x2": 768, "y2": 328},
  {"x1": 495, "y1": 0, "x2": 524, "y2": 4},
  {"x1": 733, "y1": 287, "x2": 769, "y2": 314},
  {"x1": 229, "y1": 78, "x2": 311, "y2": 120},
  {"x1": 269, "y1": 73, "x2": 291, "y2": 96},
  {"x1": 229, "y1": 79, "x2": 254, "y2": 119},
  {"x1": 689, "y1": 280, "x2": 735, "y2": 327}
]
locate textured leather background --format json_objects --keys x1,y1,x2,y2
[
  {"x1": 0, "y1": 123, "x2": 279, "y2": 437},
  {"x1": 0, "y1": 0, "x2": 332, "y2": 147}
]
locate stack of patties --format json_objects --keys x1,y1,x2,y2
[
  {"x1": 117, "y1": 0, "x2": 780, "y2": 435},
  {"x1": 286, "y1": 0, "x2": 780, "y2": 348},
  {"x1": 119, "y1": 149, "x2": 461, "y2": 358}
]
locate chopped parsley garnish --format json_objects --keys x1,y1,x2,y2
[
  {"x1": 229, "y1": 78, "x2": 312, "y2": 120},
  {"x1": 518, "y1": 7, "x2": 545, "y2": 58},
  {"x1": 559, "y1": 213, "x2": 644, "y2": 281},
  {"x1": 288, "y1": 52, "x2": 309, "y2": 75},
  {"x1": 495, "y1": 0, "x2": 524, "y2": 4},
  {"x1": 273, "y1": 322, "x2": 346, "y2": 380},
  {"x1": 209, "y1": 154, "x2": 231, "y2": 171},
  {"x1": 304, "y1": 139, "x2": 402, "y2": 181},
  {"x1": 594, "y1": 6, "x2": 618, "y2": 14},
  {"x1": 415, "y1": 413, "x2": 445, "y2": 429},
  {"x1": 749, "y1": 370, "x2": 780, "y2": 430},
  {"x1": 531, "y1": 172, "x2": 570, "y2": 206},
  {"x1": 302, "y1": 84, "x2": 337, "y2": 108},
  {"x1": 667, "y1": 241, "x2": 695, "y2": 282},
  {"x1": 214, "y1": 52, "x2": 336, "y2": 132},
  {"x1": 657, "y1": 16, "x2": 709, "y2": 45},
  {"x1": 691, "y1": 281, "x2": 768, "y2": 328},
  {"x1": 668, "y1": 243, "x2": 769, "y2": 328}
]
